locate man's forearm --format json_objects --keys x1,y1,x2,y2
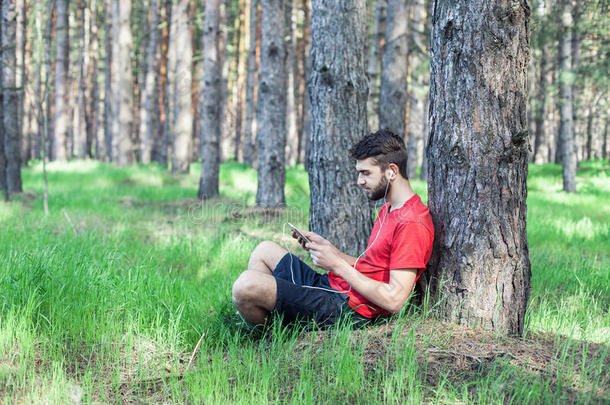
[
  {"x1": 333, "y1": 261, "x2": 408, "y2": 314},
  {"x1": 337, "y1": 252, "x2": 357, "y2": 267}
]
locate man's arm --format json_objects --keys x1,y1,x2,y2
[
  {"x1": 292, "y1": 229, "x2": 357, "y2": 266},
  {"x1": 306, "y1": 235, "x2": 416, "y2": 314}
]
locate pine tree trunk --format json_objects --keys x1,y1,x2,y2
[
  {"x1": 2, "y1": 0, "x2": 22, "y2": 193},
  {"x1": 53, "y1": 0, "x2": 69, "y2": 161},
  {"x1": 88, "y1": 0, "x2": 99, "y2": 159},
  {"x1": 113, "y1": 0, "x2": 134, "y2": 166},
  {"x1": 284, "y1": 0, "x2": 298, "y2": 166},
  {"x1": 427, "y1": 0, "x2": 531, "y2": 335},
  {"x1": 103, "y1": 0, "x2": 113, "y2": 161},
  {"x1": 308, "y1": 0, "x2": 374, "y2": 255},
  {"x1": 76, "y1": 0, "x2": 87, "y2": 159},
  {"x1": 232, "y1": 0, "x2": 246, "y2": 163},
  {"x1": 198, "y1": 0, "x2": 221, "y2": 199},
  {"x1": 139, "y1": 0, "x2": 159, "y2": 163},
  {"x1": 243, "y1": 0, "x2": 259, "y2": 166},
  {"x1": 558, "y1": 0, "x2": 576, "y2": 192},
  {"x1": 406, "y1": 0, "x2": 425, "y2": 178},
  {"x1": 533, "y1": 44, "x2": 549, "y2": 164},
  {"x1": 0, "y1": 0, "x2": 6, "y2": 197},
  {"x1": 218, "y1": 0, "x2": 229, "y2": 161},
  {"x1": 157, "y1": 0, "x2": 170, "y2": 166},
  {"x1": 366, "y1": 0, "x2": 386, "y2": 132},
  {"x1": 255, "y1": 0, "x2": 287, "y2": 208},
  {"x1": 378, "y1": 0, "x2": 409, "y2": 137},
  {"x1": 15, "y1": 0, "x2": 24, "y2": 165},
  {"x1": 295, "y1": 0, "x2": 309, "y2": 165},
  {"x1": 170, "y1": 0, "x2": 192, "y2": 173}
]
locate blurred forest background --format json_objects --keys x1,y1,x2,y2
[{"x1": 0, "y1": 0, "x2": 607, "y2": 199}]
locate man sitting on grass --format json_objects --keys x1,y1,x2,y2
[{"x1": 232, "y1": 129, "x2": 434, "y2": 327}]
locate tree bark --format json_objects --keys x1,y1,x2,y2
[
  {"x1": 170, "y1": 0, "x2": 192, "y2": 173},
  {"x1": 366, "y1": 0, "x2": 386, "y2": 132},
  {"x1": 255, "y1": 0, "x2": 287, "y2": 207},
  {"x1": 295, "y1": 0, "x2": 309, "y2": 165},
  {"x1": 532, "y1": 43, "x2": 550, "y2": 164},
  {"x1": 113, "y1": 0, "x2": 134, "y2": 166},
  {"x1": 53, "y1": 0, "x2": 69, "y2": 161},
  {"x1": 233, "y1": 0, "x2": 246, "y2": 163},
  {"x1": 15, "y1": 0, "x2": 24, "y2": 165},
  {"x1": 243, "y1": 0, "x2": 259, "y2": 166},
  {"x1": 378, "y1": 0, "x2": 409, "y2": 138},
  {"x1": 308, "y1": 0, "x2": 374, "y2": 255},
  {"x1": 427, "y1": 0, "x2": 531, "y2": 335},
  {"x1": 139, "y1": 0, "x2": 159, "y2": 163},
  {"x1": 76, "y1": 0, "x2": 88, "y2": 159},
  {"x1": 103, "y1": 0, "x2": 113, "y2": 161},
  {"x1": 406, "y1": 0, "x2": 425, "y2": 178},
  {"x1": 0, "y1": 0, "x2": 6, "y2": 198},
  {"x1": 285, "y1": 0, "x2": 298, "y2": 166},
  {"x1": 2, "y1": 0, "x2": 22, "y2": 193},
  {"x1": 198, "y1": 0, "x2": 221, "y2": 199},
  {"x1": 558, "y1": 0, "x2": 576, "y2": 192}
]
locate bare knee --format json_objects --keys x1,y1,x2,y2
[
  {"x1": 232, "y1": 270, "x2": 276, "y2": 310},
  {"x1": 248, "y1": 241, "x2": 287, "y2": 273}
]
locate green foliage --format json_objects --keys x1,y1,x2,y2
[{"x1": 0, "y1": 160, "x2": 607, "y2": 402}]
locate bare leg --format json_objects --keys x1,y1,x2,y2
[
  {"x1": 247, "y1": 241, "x2": 289, "y2": 275},
  {"x1": 232, "y1": 270, "x2": 277, "y2": 325}
]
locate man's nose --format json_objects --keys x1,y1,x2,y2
[{"x1": 358, "y1": 176, "x2": 365, "y2": 185}]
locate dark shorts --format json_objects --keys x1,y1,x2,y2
[{"x1": 272, "y1": 253, "x2": 371, "y2": 327}]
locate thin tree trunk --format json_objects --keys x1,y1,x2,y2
[
  {"x1": 2, "y1": 0, "x2": 22, "y2": 193},
  {"x1": 53, "y1": 0, "x2": 69, "y2": 161},
  {"x1": 284, "y1": 0, "x2": 298, "y2": 166},
  {"x1": 88, "y1": 0, "x2": 99, "y2": 159},
  {"x1": 113, "y1": 0, "x2": 134, "y2": 165},
  {"x1": 103, "y1": 0, "x2": 113, "y2": 161},
  {"x1": 366, "y1": 0, "x2": 386, "y2": 132},
  {"x1": 243, "y1": 0, "x2": 259, "y2": 166},
  {"x1": 308, "y1": 0, "x2": 374, "y2": 254},
  {"x1": 140, "y1": 0, "x2": 159, "y2": 163},
  {"x1": 406, "y1": 0, "x2": 425, "y2": 178},
  {"x1": 255, "y1": 0, "x2": 287, "y2": 207},
  {"x1": 157, "y1": 0, "x2": 170, "y2": 166},
  {"x1": 218, "y1": 0, "x2": 229, "y2": 161},
  {"x1": 427, "y1": 0, "x2": 531, "y2": 335},
  {"x1": 295, "y1": 0, "x2": 309, "y2": 165},
  {"x1": 558, "y1": 0, "x2": 576, "y2": 192},
  {"x1": 15, "y1": 0, "x2": 24, "y2": 165},
  {"x1": 75, "y1": 0, "x2": 87, "y2": 159},
  {"x1": 533, "y1": 44, "x2": 550, "y2": 164},
  {"x1": 233, "y1": 0, "x2": 246, "y2": 162},
  {"x1": 170, "y1": 0, "x2": 192, "y2": 173},
  {"x1": 378, "y1": 0, "x2": 409, "y2": 138},
  {"x1": 198, "y1": 0, "x2": 221, "y2": 199}
]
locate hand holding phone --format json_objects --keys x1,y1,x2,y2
[{"x1": 287, "y1": 222, "x2": 311, "y2": 248}]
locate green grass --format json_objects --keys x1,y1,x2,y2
[{"x1": 0, "y1": 159, "x2": 608, "y2": 403}]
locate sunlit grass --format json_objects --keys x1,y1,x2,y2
[{"x1": 0, "y1": 158, "x2": 608, "y2": 402}]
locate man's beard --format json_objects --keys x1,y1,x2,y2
[{"x1": 367, "y1": 176, "x2": 390, "y2": 201}]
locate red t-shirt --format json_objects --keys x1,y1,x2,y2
[{"x1": 328, "y1": 194, "x2": 434, "y2": 318}]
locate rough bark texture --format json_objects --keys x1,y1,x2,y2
[
  {"x1": 406, "y1": 0, "x2": 425, "y2": 178},
  {"x1": 558, "y1": 0, "x2": 576, "y2": 192},
  {"x1": 2, "y1": 0, "x2": 21, "y2": 192},
  {"x1": 53, "y1": 0, "x2": 69, "y2": 161},
  {"x1": 140, "y1": 0, "x2": 158, "y2": 164},
  {"x1": 198, "y1": 0, "x2": 221, "y2": 199},
  {"x1": 378, "y1": 0, "x2": 409, "y2": 137},
  {"x1": 0, "y1": 0, "x2": 6, "y2": 196},
  {"x1": 308, "y1": 0, "x2": 374, "y2": 255},
  {"x1": 255, "y1": 0, "x2": 286, "y2": 207},
  {"x1": 243, "y1": 0, "x2": 259, "y2": 166},
  {"x1": 366, "y1": 0, "x2": 386, "y2": 132},
  {"x1": 427, "y1": 0, "x2": 531, "y2": 335},
  {"x1": 170, "y1": 0, "x2": 192, "y2": 173},
  {"x1": 113, "y1": 0, "x2": 134, "y2": 166}
]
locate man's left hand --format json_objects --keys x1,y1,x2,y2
[{"x1": 306, "y1": 236, "x2": 344, "y2": 272}]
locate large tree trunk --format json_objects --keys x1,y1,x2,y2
[
  {"x1": 0, "y1": 0, "x2": 6, "y2": 198},
  {"x1": 140, "y1": 0, "x2": 159, "y2": 164},
  {"x1": 113, "y1": 0, "x2": 134, "y2": 166},
  {"x1": 406, "y1": 0, "x2": 425, "y2": 179},
  {"x1": 2, "y1": 0, "x2": 22, "y2": 193},
  {"x1": 366, "y1": 0, "x2": 386, "y2": 132},
  {"x1": 378, "y1": 0, "x2": 409, "y2": 138},
  {"x1": 170, "y1": 0, "x2": 192, "y2": 173},
  {"x1": 53, "y1": 0, "x2": 69, "y2": 161},
  {"x1": 243, "y1": 0, "x2": 259, "y2": 166},
  {"x1": 198, "y1": 0, "x2": 221, "y2": 199},
  {"x1": 255, "y1": 0, "x2": 287, "y2": 207},
  {"x1": 558, "y1": 0, "x2": 576, "y2": 192},
  {"x1": 427, "y1": 0, "x2": 531, "y2": 335},
  {"x1": 308, "y1": 0, "x2": 374, "y2": 255}
]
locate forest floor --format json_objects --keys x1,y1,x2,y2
[{"x1": 0, "y1": 160, "x2": 608, "y2": 403}]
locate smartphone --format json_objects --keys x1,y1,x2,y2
[{"x1": 287, "y1": 222, "x2": 311, "y2": 245}]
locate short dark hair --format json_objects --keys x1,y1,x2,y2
[{"x1": 349, "y1": 128, "x2": 408, "y2": 179}]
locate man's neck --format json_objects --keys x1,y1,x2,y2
[{"x1": 386, "y1": 178, "x2": 415, "y2": 212}]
